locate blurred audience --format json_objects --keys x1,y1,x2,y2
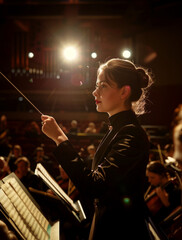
[
  {"x1": 7, "y1": 144, "x2": 22, "y2": 172},
  {"x1": 84, "y1": 122, "x2": 97, "y2": 134},
  {"x1": 30, "y1": 146, "x2": 59, "y2": 178},
  {"x1": 85, "y1": 144, "x2": 96, "y2": 169},
  {"x1": 15, "y1": 156, "x2": 47, "y2": 191},
  {"x1": 25, "y1": 120, "x2": 41, "y2": 138},
  {"x1": 69, "y1": 120, "x2": 79, "y2": 134}
]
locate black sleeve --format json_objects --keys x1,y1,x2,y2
[{"x1": 54, "y1": 125, "x2": 148, "y2": 199}]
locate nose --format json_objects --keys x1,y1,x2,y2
[{"x1": 92, "y1": 88, "x2": 97, "y2": 97}]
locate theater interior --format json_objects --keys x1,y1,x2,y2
[{"x1": 0, "y1": 1, "x2": 182, "y2": 239}]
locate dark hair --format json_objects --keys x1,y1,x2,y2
[
  {"x1": 146, "y1": 161, "x2": 168, "y2": 177},
  {"x1": 15, "y1": 156, "x2": 30, "y2": 168},
  {"x1": 98, "y1": 58, "x2": 153, "y2": 115}
]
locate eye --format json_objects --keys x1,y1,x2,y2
[
  {"x1": 100, "y1": 83, "x2": 106, "y2": 88},
  {"x1": 95, "y1": 82, "x2": 107, "y2": 90}
]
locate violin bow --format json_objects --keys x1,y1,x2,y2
[{"x1": 157, "y1": 144, "x2": 164, "y2": 164}]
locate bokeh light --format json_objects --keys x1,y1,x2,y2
[
  {"x1": 62, "y1": 46, "x2": 79, "y2": 61},
  {"x1": 122, "y1": 49, "x2": 131, "y2": 59}
]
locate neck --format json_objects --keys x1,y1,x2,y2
[{"x1": 108, "y1": 106, "x2": 131, "y2": 117}]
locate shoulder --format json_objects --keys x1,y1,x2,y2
[
  {"x1": 115, "y1": 123, "x2": 149, "y2": 148},
  {"x1": 118, "y1": 123, "x2": 147, "y2": 138}
]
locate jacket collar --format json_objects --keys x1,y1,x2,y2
[{"x1": 108, "y1": 110, "x2": 138, "y2": 129}]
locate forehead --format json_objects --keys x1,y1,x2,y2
[
  {"x1": 17, "y1": 161, "x2": 26, "y2": 166},
  {"x1": 96, "y1": 70, "x2": 117, "y2": 87},
  {"x1": 146, "y1": 171, "x2": 159, "y2": 178},
  {"x1": 97, "y1": 70, "x2": 105, "y2": 81}
]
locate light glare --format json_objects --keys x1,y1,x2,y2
[
  {"x1": 28, "y1": 52, "x2": 34, "y2": 58},
  {"x1": 63, "y1": 46, "x2": 78, "y2": 61},
  {"x1": 91, "y1": 52, "x2": 97, "y2": 59},
  {"x1": 122, "y1": 49, "x2": 131, "y2": 59}
]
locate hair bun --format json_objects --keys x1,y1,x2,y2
[{"x1": 136, "y1": 68, "x2": 149, "y2": 88}]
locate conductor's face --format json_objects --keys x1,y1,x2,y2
[{"x1": 92, "y1": 70, "x2": 123, "y2": 116}]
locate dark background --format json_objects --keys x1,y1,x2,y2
[{"x1": 0, "y1": 0, "x2": 182, "y2": 128}]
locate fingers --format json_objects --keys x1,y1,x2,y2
[
  {"x1": 41, "y1": 114, "x2": 50, "y2": 121},
  {"x1": 41, "y1": 115, "x2": 55, "y2": 128}
]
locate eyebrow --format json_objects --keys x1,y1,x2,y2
[{"x1": 96, "y1": 81, "x2": 107, "y2": 85}]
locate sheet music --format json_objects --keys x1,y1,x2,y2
[
  {"x1": 0, "y1": 175, "x2": 60, "y2": 240},
  {"x1": 35, "y1": 163, "x2": 79, "y2": 213}
]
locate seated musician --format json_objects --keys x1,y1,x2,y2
[{"x1": 145, "y1": 161, "x2": 181, "y2": 224}]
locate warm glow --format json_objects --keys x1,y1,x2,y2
[
  {"x1": 122, "y1": 49, "x2": 131, "y2": 59},
  {"x1": 62, "y1": 46, "x2": 79, "y2": 61},
  {"x1": 91, "y1": 52, "x2": 97, "y2": 59},
  {"x1": 28, "y1": 52, "x2": 34, "y2": 58}
]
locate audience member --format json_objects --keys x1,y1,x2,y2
[
  {"x1": 145, "y1": 161, "x2": 181, "y2": 224},
  {"x1": 7, "y1": 144, "x2": 22, "y2": 172},
  {"x1": 0, "y1": 156, "x2": 10, "y2": 180},
  {"x1": 30, "y1": 146, "x2": 50, "y2": 170},
  {"x1": 85, "y1": 144, "x2": 96, "y2": 169},
  {"x1": 68, "y1": 120, "x2": 79, "y2": 134},
  {"x1": 30, "y1": 146, "x2": 59, "y2": 178},
  {"x1": 84, "y1": 122, "x2": 97, "y2": 134},
  {"x1": 15, "y1": 156, "x2": 46, "y2": 191},
  {"x1": 25, "y1": 120, "x2": 41, "y2": 138}
]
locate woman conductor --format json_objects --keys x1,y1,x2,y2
[{"x1": 41, "y1": 58, "x2": 153, "y2": 239}]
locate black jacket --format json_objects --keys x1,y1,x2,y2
[{"x1": 54, "y1": 110, "x2": 151, "y2": 239}]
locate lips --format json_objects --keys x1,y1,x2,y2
[{"x1": 95, "y1": 100, "x2": 102, "y2": 104}]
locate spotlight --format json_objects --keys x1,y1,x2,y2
[
  {"x1": 62, "y1": 46, "x2": 79, "y2": 62},
  {"x1": 91, "y1": 52, "x2": 97, "y2": 59},
  {"x1": 28, "y1": 52, "x2": 34, "y2": 58},
  {"x1": 122, "y1": 49, "x2": 131, "y2": 59}
]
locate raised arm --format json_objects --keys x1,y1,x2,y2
[{"x1": 41, "y1": 115, "x2": 68, "y2": 145}]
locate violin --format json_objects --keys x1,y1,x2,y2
[{"x1": 144, "y1": 177, "x2": 177, "y2": 215}]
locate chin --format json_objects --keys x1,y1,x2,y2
[{"x1": 96, "y1": 107, "x2": 105, "y2": 113}]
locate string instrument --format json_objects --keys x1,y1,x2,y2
[{"x1": 144, "y1": 177, "x2": 177, "y2": 216}]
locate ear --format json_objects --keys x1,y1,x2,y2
[{"x1": 120, "y1": 85, "x2": 131, "y2": 100}]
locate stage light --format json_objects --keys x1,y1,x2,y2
[
  {"x1": 122, "y1": 49, "x2": 131, "y2": 59},
  {"x1": 28, "y1": 52, "x2": 34, "y2": 58},
  {"x1": 62, "y1": 46, "x2": 78, "y2": 61},
  {"x1": 91, "y1": 52, "x2": 97, "y2": 59}
]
